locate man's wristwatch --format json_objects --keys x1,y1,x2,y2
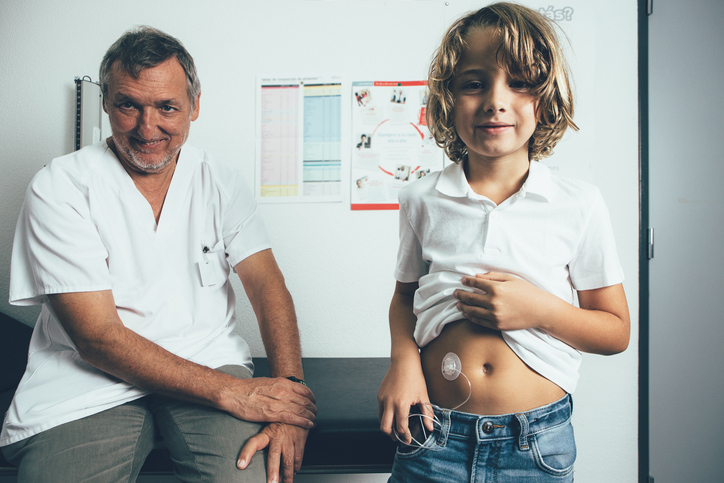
[{"x1": 286, "y1": 376, "x2": 307, "y2": 386}]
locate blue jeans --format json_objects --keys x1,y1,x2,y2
[{"x1": 389, "y1": 395, "x2": 575, "y2": 483}]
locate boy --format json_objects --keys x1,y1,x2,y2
[{"x1": 378, "y1": 3, "x2": 629, "y2": 481}]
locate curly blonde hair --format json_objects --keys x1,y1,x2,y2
[{"x1": 427, "y1": 2, "x2": 577, "y2": 163}]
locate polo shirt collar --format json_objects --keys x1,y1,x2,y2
[
  {"x1": 435, "y1": 161, "x2": 468, "y2": 198},
  {"x1": 521, "y1": 161, "x2": 554, "y2": 201},
  {"x1": 435, "y1": 160, "x2": 553, "y2": 201}
]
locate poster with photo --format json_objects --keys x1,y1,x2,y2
[{"x1": 351, "y1": 81, "x2": 445, "y2": 210}]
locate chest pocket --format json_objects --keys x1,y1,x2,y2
[{"x1": 198, "y1": 238, "x2": 230, "y2": 287}]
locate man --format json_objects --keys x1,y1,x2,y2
[{"x1": 1, "y1": 26, "x2": 315, "y2": 483}]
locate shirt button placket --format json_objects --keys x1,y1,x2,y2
[
  {"x1": 479, "y1": 201, "x2": 490, "y2": 252},
  {"x1": 486, "y1": 209, "x2": 501, "y2": 256}
]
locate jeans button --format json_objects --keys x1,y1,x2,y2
[{"x1": 482, "y1": 421, "x2": 494, "y2": 434}]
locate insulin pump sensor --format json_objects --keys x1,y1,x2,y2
[
  {"x1": 442, "y1": 352, "x2": 462, "y2": 381},
  {"x1": 395, "y1": 351, "x2": 471, "y2": 450}
]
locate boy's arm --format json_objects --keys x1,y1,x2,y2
[
  {"x1": 453, "y1": 273, "x2": 630, "y2": 355},
  {"x1": 378, "y1": 281, "x2": 435, "y2": 442}
]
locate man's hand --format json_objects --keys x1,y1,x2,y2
[
  {"x1": 453, "y1": 272, "x2": 553, "y2": 331},
  {"x1": 238, "y1": 423, "x2": 309, "y2": 483},
  {"x1": 220, "y1": 376, "x2": 316, "y2": 429}
]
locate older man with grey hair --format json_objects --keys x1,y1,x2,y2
[{"x1": 1, "y1": 26, "x2": 315, "y2": 483}]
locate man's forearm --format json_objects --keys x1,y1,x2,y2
[
  {"x1": 48, "y1": 289, "x2": 316, "y2": 427},
  {"x1": 49, "y1": 290, "x2": 237, "y2": 409},
  {"x1": 236, "y1": 249, "x2": 305, "y2": 380},
  {"x1": 258, "y1": 289, "x2": 304, "y2": 379}
]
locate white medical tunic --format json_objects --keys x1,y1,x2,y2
[
  {"x1": 1, "y1": 142, "x2": 270, "y2": 446},
  {"x1": 395, "y1": 161, "x2": 624, "y2": 394}
]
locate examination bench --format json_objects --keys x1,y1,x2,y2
[{"x1": 0, "y1": 312, "x2": 396, "y2": 476}]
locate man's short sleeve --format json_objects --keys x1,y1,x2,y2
[
  {"x1": 9, "y1": 165, "x2": 112, "y2": 306},
  {"x1": 220, "y1": 169, "x2": 271, "y2": 269}
]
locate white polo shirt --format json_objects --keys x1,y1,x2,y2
[
  {"x1": 395, "y1": 161, "x2": 624, "y2": 394},
  {"x1": 2, "y1": 142, "x2": 270, "y2": 446}
]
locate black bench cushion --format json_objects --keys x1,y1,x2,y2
[{"x1": 0, "y1": 313, "x2": 32, "y2": 394}]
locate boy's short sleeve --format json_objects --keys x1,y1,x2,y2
[
  {"x1": 568, "y1": 188, "x2": 624, "y2": 291},
  {"x1": 394, "y1": 200, "x2": 428, "y2": 283},
  {"x1": 9, "y1": 167, "x2": 112, "y2": 306}
]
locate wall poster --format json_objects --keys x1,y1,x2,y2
[{"x1": 351, "y1": 81, "x2": 445, "y2": 210}]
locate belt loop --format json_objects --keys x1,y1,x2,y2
[
  {"x1": 436, "y1": 409, "x2": 450, "y2": 447},
  {"x1": 515, "y1": 413, "x2": 530, "y2": 451}
]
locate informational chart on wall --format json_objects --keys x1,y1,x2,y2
[
  {"x1": 256, "y1": 76, "x2": 343, "y2": 203},
  {"x1": 350, "y1": 81, "x2": 445, "y2": 210}
]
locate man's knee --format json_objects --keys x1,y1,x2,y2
[{"x1": 153, "y1": 396, "x2": 267, "y2": 481}]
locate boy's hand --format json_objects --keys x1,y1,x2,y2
[
  {"x1": 377, "y1": 358, "x2": 435, "y2": 444},
  {"x1": 453, "y1": 272, "x2": 556, "y2": 331}
]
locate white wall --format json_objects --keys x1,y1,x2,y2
[{"x1": 0, "y1": 1, "x2": 639, "y2": 481}]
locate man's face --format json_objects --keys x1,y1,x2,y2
[{"x1": 103, "y1": 57, "x2": 200, "y2": 174}]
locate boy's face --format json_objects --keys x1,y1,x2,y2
[{"x1": 451, "y1": 28, "x2": 537, "y2": 166}]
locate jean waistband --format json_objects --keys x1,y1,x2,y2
[{"x1": 432, "y1": 394, "x2": 571, "y2": 450}]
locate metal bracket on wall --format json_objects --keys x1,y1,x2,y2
[
  {"x1": 648, "y1": 0, "x2": 654, "y2": 15},
  {"x1": 74, "y1": 77, "x2": 83, "y2": 151},
  {"x1": 75, "y1": 75, "x2": 98, "y2": 151},
  {"x1": 647, "y1": 228, "x2": 655, "y2": 259}
]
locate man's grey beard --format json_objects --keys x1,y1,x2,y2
[
  {"x1": 124, "y1": 146, "x2": 176, "y2": 173},
  {"x1": 113, "y1": 135, "x2": 186, "y2": 174}
]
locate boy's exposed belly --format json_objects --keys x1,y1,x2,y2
[{"x1": 420, "y1": 320, "x2": 565, "y2": 415}]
